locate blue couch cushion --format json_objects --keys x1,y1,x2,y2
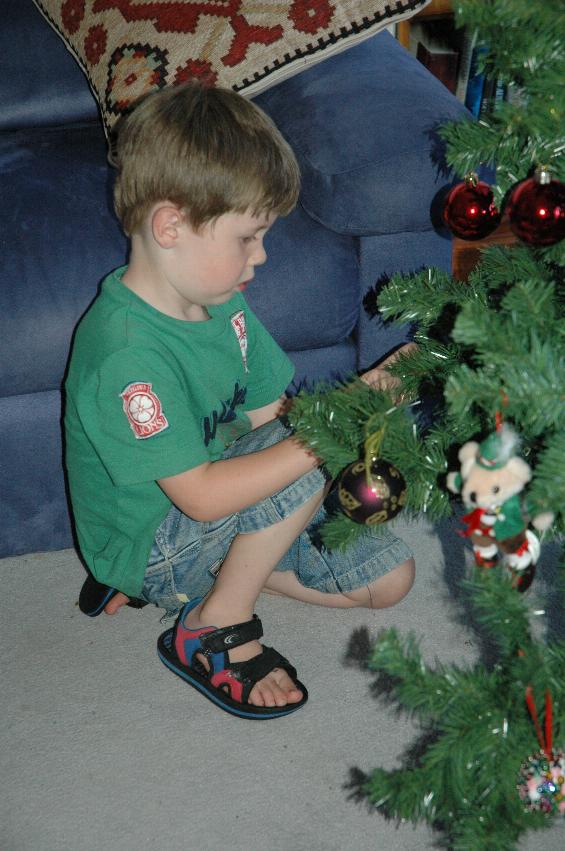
[
  {"x1": 255, "y1": 31, "x2": 468, "y2": 236},
  {"x1": 0, "y1": 124, "x2": 127, "y2": 397},
  {"x1": 0, "y1": 390, "x2": 74, "y2": 558},
  {"x1": 245, "y1": 203, "x2": 360, "y2": 353},
  {"x1": 1, "y1": 0, "x2": 99, "y2": 130},
  {"x1": 0, "y1": 126, "x2": 360, "y2": 398}
]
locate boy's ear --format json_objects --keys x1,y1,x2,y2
[{"x1": 151, "y1": 203, "x2": 186, "y2": 248}]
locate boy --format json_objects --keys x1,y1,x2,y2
[{"x1": 65, "y1": 82, "x2": 415, "y2": 720}]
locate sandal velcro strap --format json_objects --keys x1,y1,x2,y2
[
  {"x1": 235, "y1": 646, "x2": 297, "y2": 688},
  {"x1": 199, "y1": 614, "x2": 263, "y2": 654}
]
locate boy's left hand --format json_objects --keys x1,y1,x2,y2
[{"x1": 360, "y1": 342, "x2": 418, "y2": 395}]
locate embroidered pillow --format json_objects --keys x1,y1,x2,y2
[{"x1": 32, "y1": 0, "x2": 430, "y2": 137}]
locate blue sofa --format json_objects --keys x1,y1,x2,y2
[{"x1": 0, "y1": 0, "x2": 466, "y2": 559}]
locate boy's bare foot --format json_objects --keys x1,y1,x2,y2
[
  {"x1": 187, "y1": 601, "x2": 303, "y2": 708},
  {"x1": 104, "y1": 591, "x2": 130, "y2": 615}
]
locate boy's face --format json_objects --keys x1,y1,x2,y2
[{"x1": 171, "y1": 209, "x2": 276, "y2": 310}]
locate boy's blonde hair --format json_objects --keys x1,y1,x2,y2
[{"x1": 113, "y1": 82, "x2": 301, "y2": 235}]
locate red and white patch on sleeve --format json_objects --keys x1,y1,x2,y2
[
  {"x1": 120, "y1": 382, "x2": 169, "y2": 439},
  {"x1": 230, "y1": 310, "x2": 249, "y2": 373}
]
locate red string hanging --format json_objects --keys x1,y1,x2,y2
[
  {"x1": 545, "y1": 691, "x2": 553, "y2": 761},
  {"x1": 525, "y1": 686, "x2": 554, "y2": 760},
  {"x1": 495, "y1": 390, "x2": 509, "y2": 432}
]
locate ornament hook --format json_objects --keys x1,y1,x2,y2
[{"x1": 363, "y1": 417, "x2": 385, "y2": 489}]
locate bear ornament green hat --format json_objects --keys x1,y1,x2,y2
[{"x1": 475, "y1": 424, "x2": 521, "y2": 470}]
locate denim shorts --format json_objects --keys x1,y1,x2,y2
[{"x1": 141, "y1": 418, "x2": 413, "y2": 617}]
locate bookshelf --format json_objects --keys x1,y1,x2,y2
[
  {"x1": 398, "y1": 6, "x2": 519, "y2": 281},
  {"x1": 397, "y1": 2, "x2": 500, "y2": 116}
]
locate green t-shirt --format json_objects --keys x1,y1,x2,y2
[{"x1": 65, "y1": 267, "x2": 294, "y2": 596}]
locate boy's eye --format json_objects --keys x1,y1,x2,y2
[{"x1": 241, "y1": 236, "x2": 255, "y2": 244}]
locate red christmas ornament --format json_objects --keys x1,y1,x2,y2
[
  {"x1": 507, "y1": 166, "x2": 565, "y2": 246},
  {"x1": 443, "y1": 173, "x2": 501, "y2": 240}
]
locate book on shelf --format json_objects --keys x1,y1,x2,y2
[
  {"x1": 455, "y1": 28, "x2": 477, "y2": 102},
  {"x1": 464, "y1": 43, "x2": 488, "y2": 116},
  {"x1": 402, "y1": 11, "x2": 509, "y2": 115},
  {"x1": 479, "y1": 74, "x2": 506, "y2": 116},
  {"x1": 407, "y1": 16, "x2": 508, "y2": 108},
  {"x1": 458, "y1": 38, "x2": 506, "y2": 117},
  {"x1": 416, "y1": 39, "x2": 459, "y2": 94}
]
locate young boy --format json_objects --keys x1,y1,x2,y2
[{"x1": 65, "y1": 82, "x2": 415, "y2": 720}]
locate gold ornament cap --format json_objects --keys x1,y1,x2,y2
[{"x1": 535, "y1": 165, "x2": 552, "y2": 186}]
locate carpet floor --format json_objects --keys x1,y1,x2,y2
[{"x1": 2, "y1": 516, "x2": 562, "y2": 851}]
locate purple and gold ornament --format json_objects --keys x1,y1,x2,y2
[
  {"x1": 337, "y1": 457, "x2": 407, "y2": 525},
  {"x1": 337, "y1": 425, "x2": 407, "y2": 525}
]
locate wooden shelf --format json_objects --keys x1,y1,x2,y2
[
  {"x1": 452, "y1": 215, "x2": 519, "y2": 281},
  {"x1": 397, "y1": 0, "x2": 454, "y2": 49}
]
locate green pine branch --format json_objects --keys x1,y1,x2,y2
[
  {"x1": 357, "y1": 570, "x2": 565, "y2": 848},
  {"x1": 441, "y1": 0, "x2": 565, "y2": 271},
  {"x1": 327, "y1": 3, "x2": 565, "y2": 847},
  {"x1": 462, "y1": 571, "x2": 534, "y2": 657},
  {"x1": 376, "y1": 266, "x2": 487, "y2": 330},
  {"x1": 529, "y1": 431, "x2": 565, "y2": 524}
]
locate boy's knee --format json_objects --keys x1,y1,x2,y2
[
  {"x1": 372, "y1": 557, "x2": 415, "y2": 608},
  {"x1": 344, "y1": 557, "x2": 415, "y2": 610}
]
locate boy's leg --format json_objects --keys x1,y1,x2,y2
[
  {"x1": 137, "y1": 419, "x2": 413, "y2": 709},
  {"x1": 185, "y1": 486, "x2": 325, "y2": 708},
  {"x1": 104, "y1": 552, "x2": 414, "y2": 616},
  {"x1": 263, "y1": 557, "x2": 415, "y2": 609},
  {"x1": 179, "y1": 489, "x2": 414, "y2": 708},
  {"x1": 264, "y1": 498, "x2": 415, "y2": 613},
  {"x1": 136, "y1": 419, "x2": 330, "y2": 708},
  {"x1": 106, "y1": 418, "x2": 325, "y2": 621}
]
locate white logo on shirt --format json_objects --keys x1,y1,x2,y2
[{"x1": 120, "y1": 382, "x2": 169, "y2": 439}]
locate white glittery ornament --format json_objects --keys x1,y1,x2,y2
[{"x1": 517, "y1": 750, "x2": 565, "y2": 815}]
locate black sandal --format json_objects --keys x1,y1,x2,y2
[{"x1": 157, "y1": 598, "x2": 308, "y2": 719}]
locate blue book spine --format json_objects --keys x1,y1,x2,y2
[{"x1": 465, "y1": 45, "x2": 488, "y2": 117}]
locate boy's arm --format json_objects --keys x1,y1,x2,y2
[
  {"x1": 158, "y1": 344, "x2": 417, "y2": 522},
  {"x1": 157, "y1": 435, "x2": 320, "y2": 522},
  {"x1": 247, "y1": 343, "x2": 418, "y2": 427},
  {"x1": 245, "y1": 395, "x2": 289, "y2": 430}
]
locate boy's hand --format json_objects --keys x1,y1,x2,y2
[
  {"x1": 104, "y1": 591, "x2": 130, "y2": 615},
  {"x1": 360, "y1": 342, "x2": 418, "y2": 395}
]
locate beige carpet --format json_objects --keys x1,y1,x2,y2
[{"x1": 2, "y1": 516, "x2": 563, "y2": 851}]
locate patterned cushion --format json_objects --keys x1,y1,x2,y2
[{"x1": 31, "y1": 0, "x2": 429, "y2": 137}]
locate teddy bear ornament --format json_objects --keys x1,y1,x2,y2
[{"x1": 447, "y1": 424, "x2": 554, "y2": 592}]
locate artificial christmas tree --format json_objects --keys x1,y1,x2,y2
[{"x1": 288, "y1": 1, "x2": 564, "y2": 847}]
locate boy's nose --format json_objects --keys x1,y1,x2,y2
[{"x1": 250, "y1": 242, "x2": 267, "y2": 266}]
